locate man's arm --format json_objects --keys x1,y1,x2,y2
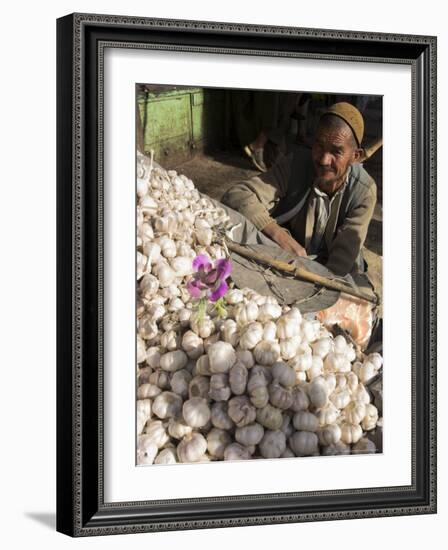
[
  {"x1": 325, "y1": 184, "x2": 377, "y2": 276},
  {"x1": 221, "y1": 153, "x2": 307, "y2": 257},
  {"x1": 221, "y1": 153, "x2": 292, "y2": 231}
]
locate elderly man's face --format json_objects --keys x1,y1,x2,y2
[{"x1": 312, "y1": 123, "x2": 360, "y2": 193}]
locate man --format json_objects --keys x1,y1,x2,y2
[{"x1": 221, "y1": 102, "x2": 377, "y2": 278}]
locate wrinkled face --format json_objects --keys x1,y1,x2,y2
[{"x1": 312, "y1": 122, "x2": 360, "y2": 193}]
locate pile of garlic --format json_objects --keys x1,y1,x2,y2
[{"x1": 136, "y1": 153, "x2": 383, "y2": 465}]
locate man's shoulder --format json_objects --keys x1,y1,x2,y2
[{"x1": 349, "y1": 163, "x2": 377, "y2": 196}]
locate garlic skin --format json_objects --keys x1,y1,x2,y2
[{"x1": 177, "y1": 432, "x2": 207, "y2": 463}]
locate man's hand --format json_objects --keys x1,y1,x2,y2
[{"x1": 263, "y1": 222, "x2": 307, "y2": 258}]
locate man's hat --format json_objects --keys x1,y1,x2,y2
[{"x1": 321, "y1": 102, "x2": 364, "y2": 146}]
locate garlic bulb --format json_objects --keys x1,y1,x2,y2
[
  {"x1": 188, "y1": 376, "x2": 210, "y2": 400},
  {"x1": 194, "y1": 355, "x2": 212, "y2": 376},
  {"x1": 225, "y1": 289, "x2": 244, "y2": 305},
  {"x1": 137, "y1": 336, "x2": 146, "y2": 364},
  {"x1": 311, "y1": 337, "x2": 333, "y2": 359},
  {"x1": 223, "y1": 443, "x2": 251, "y2": 461},
  {"x1": 136, "y1": 399, "x2": 151, "y2": 435},
  {"x1": 228, "y1": 396, "x2": 257, "y2": 427},
  {"x1": 209, "y1": 373, "x2": 231, "y2": 402},
  {"x1": 160, "y1": 350, "x2": 188, "y2": 372},
  {"x1": 340, "y1": 422, "x2": 363, "y2": 444},
  {"x1": 321, "y1": 441, "x2": 351, "y2": 456},
  {"x1": 207, "y1": 341, "x2": 236, "y2": 373},
  {"x1": 181, "y1": 330, "x2": 204, "y2": 360},
  {"x1": 262, "y1": 321, "x2": 278, "y2": 342},
  {"x1": 144, "y1": 420, "x2": 169, "y2": 448},
  {"x1": 177, "y1": 432, "x2": 207, "y2": 463},
  {"x1": 207, "y1": 428, "x2": 232, "y2": 459},
  {"x1": 247, "y1": 371, "x2": 269, "y2": 409},
  {"x1": 344, "y1": 401, "x2": 367, "y2": 425},
  {"x1": 154, "y1": 447, "x2": 177, "y2": 464},
  {"x1": 271, "y1": 362, "x2": 296, "y2": 387},
  {"x1": 293, "y1": 411, "x2": 319, "y2": 432},
  {"x1": 256, "y1": 404, "x2": 283, "y2": 430},
  {"x1": 168, "y1": 417, "x2": 193, "y2": 439},
  {"x1": 254, "y1": 341, "x2": 280, "y2": 366},
  {"x1": 210, "y1": 402, "x2": 234, "y2": 430},
  {"x1": 318, "y1": 424, "x2": 342, "y2": 446},
  {"x1": 190, "y1": 314, "x2": 215, "y2": 339},
  {"x1": 257, "y1": 303, "x2": 282, "y2": 323},
  {"x1": 182, "y1": 397, "x2": 211, "y2": 428},
  {"x1": 307, "y1": 377, "x2": 329, "y2": 408},
  {"x1": 276, "y1": 311, "x2": 301, "y2": 339},
  {"x1": 234, "y1": 302, "x2": 259, "y2": 326},
  {"x1": 170, "y1": 369, "x2": 192, "y2": 398},
  {"x1": 161, "y1": 330, "x2": 181, "y2": 351},
  {"x1": 289, "y1": 431, "x2": 319, "y2": 456},
  {"x1": 137, "y1": 383, "x2": 161, "y2": 400},
  {"x1": 220, "y1": 319, "x2": 239, "y2": 347},
  {"x1": 259, "y1": 430, "x2": 286, "y2": 458},
  {"x1": 235, "y1": 423, "x2": 265, "y2": 446},
  {"x1": 236, "y1": 350, "x2": 254, "y2": 369},
  {"x1": 362, "y1": 404, "x2": 379, "y2": 431},
  {"x1": 152, "y1": 391, "x2": 183, "y2": 419},
  {"x1": 137, "y1": 434, "x2": 158, "y2": 465},
  {"x1": 269, "y1": 380, "x2": 293, "y2": 410},
  {"x1": 352, "y1": 437, "x2": 377, "y2": 454},
  {"x1": 229, "y1": 362, "x2": 248, "y2": 395},
  {"x1": 290, "y1": 387, "x2": 310, "y2": 412}
]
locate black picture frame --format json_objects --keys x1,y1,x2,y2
[{"x1": 56, "y1": 13, "x2": 437, "y2": 537}]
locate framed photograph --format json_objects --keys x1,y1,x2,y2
[{"x1": 56, "y1": 13, "x2": 437, "y2": 536}]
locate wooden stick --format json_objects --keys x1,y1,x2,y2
[{"x1": 225, "y1": 239, "x2": 378, "y2": 305}]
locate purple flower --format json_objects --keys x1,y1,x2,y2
[{"x1": 187, "y1": 254, "x2": 232, "y2": 302}]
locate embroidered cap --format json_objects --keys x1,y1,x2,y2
[{"x1": 320, "y1": 102, "x2": 364, "y2": 147}]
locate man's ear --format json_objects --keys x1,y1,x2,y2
[{"x1": 352, "y1": 147, "x2": 363, "y2": 163}]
